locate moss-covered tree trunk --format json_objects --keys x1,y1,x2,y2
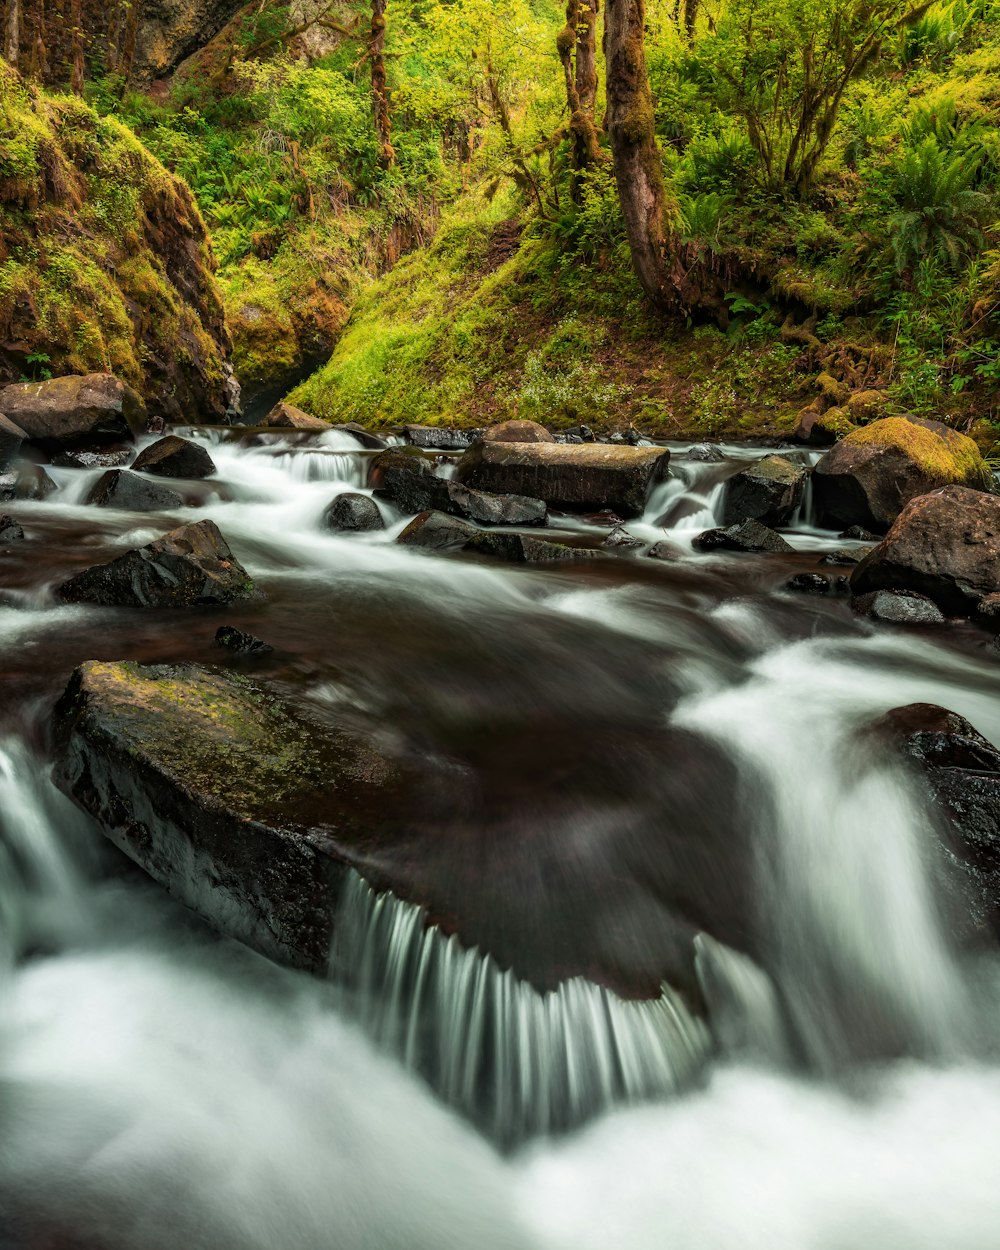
[
  {"x1": 604, "y1": 0, "x2": 686, "y2": 308},
  {"x1": 558, "y1": 0, "x2": 602, "y2": 182},
  {"x1": 370, "y1": 0, "x2": 394, "y2": 167}
]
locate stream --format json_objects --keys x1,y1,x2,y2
[{"x1": 1, "y1": 427, "x2": 999, "y2": 1249}]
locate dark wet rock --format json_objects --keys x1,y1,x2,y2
[
  {"x1": 215, "y1": 626, "x2": 273, "y2": 655},
  {"x1": 840, "y1": 524, "x2": 881, "y2": 542},
  {"x1": 84, "y1": 470, "x2": 184, "y2": 512},
  {"x1": 813, "y1": 416, "x2": 992, "y2": 532},
  {"x1": 784, "y1": 573, "x2": 835, "y2": 594},
  {"x1": 464, "y1": 532, "x2": 601, "y2": 564},
  {"x1": 263, "y1": 401, "x2": 329, "y2": 431},
  {"x1": 560, "y1": 433, "x2": 584, "y2": 444},
  {"x1": 369, "y1": 447, "x2": 450, "y2": 514},
  {"x1": 332, "y1": 422, "x2": 389, "y2": 450},
  {"x1": 871, "y1": 704, "x2": 1000, "y2": 938},
  {"x1": 793, "y1": 407, "x2": 855, "y2": 446},
  {"x1": 52, "y1": 444, "x2": 134, "y2": 470},
  {"x1": 3, "y1": 463, "x2": 57, "y2": 501},
  {"x1": 583, "y1": 509, "x2": 626, "y2": 528},
  {"x1": 0, "y1": 514, "x2": 24, "y2": 542},
  {"x1": 404, "y1": 425, "x2": 482, "y2": 450},
  {"x1": 50, "y1": 660, "x2": 757, "y2": 1005},
  {"x1": 0, "y1": 413, "x2": 25, "y2": 467},
  {"x1": 324, "y1": 492, "x2": 385, "y2": 533},
  {"x1": 0, "y1": 374, "x2": 147, "y2": 451},
  {"x1": 686, "y1": 443, "x2": 725, "y2": 463},
  {"x1": 455, "y1": 442, "x2": 671, "y2": 518},
  {"x1": 851, "y1": 485, "x2": 1000, "y2": 615},
  {"x1": 397, "y1": 510, "x2": 480, "y2": 551},
  {"x1": 693, "y1": 520, "x2": 794, "y2": 555},
  {"x1": 565, "y1": 425, "x2": 596, "y2": 442},
  {"x1": 722, "y1": 455, "x2": 808, "y2": 527},
  {"x1": 56, "y1": 520, "x2": 256, "y2": 608},
  {"x1": 976, "y1": 593, "x2": 1000, "y2": 628},
  {"x1": 132, "y1": 435, "x2": 216, "y2": 480},
  {"x1": 818, "y1": 548, "x2": 861, "y2": 566},
  {"x1": 602, "y1": 526, "x2": 645, "y2": 552},
  {"x1": 483, "y1": 419, "x2": 556, "y2": 444},
  {"x1": 852, "y1": 589, "x2": 946, "y2": 625},
  {"x1": 447, "y1": 482, "x2": 547, "y2": 527}
]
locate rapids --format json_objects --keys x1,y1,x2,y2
[{"x1": 0, "y1": 427, "x2": 998, "y2": 1249}]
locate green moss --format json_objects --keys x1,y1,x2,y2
[{"x1": 845, "y1": 416, "x2": 988, "y2": 483}]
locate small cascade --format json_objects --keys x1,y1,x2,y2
[
  {"x1": 331, "y1": 874, "x2": 710, "y2": 1145},
  {"x1": 643, "y1": 461, "x2": 728, "y2": 532}
]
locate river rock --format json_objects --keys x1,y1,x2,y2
[
  {"x1": 455, "y1": 442, "x2": 670, "y2": 518},
  {"x1": 463, "y1": 532, "x2": 600, "y2": 564},
  {"x1": 483, "y1": 419, "x2": 556, "y2": 444},
  {"x1": 852, "y1": 589, "x2": 945, "y2": 625},
  {"x1": 813, "y1": 416, "x2": 992, "y2": 532},
  {"x1": 132, "y1": 435, "x2": 217, "y2": 479},
  {"x1": 397, "y1": 510, "x2": 480, "y2": 551},
  {"x1": 324, "y1": 492, "x2": 385, "y2": 533},
  {"x1": 263, "y1": 401, "x2": 329, "y2": 431},
  {"x1": 84, "y1": 470, "x2": 185, "y2": 512},
  {"x1": 0, "y1": 374, "x2": 147, "y2": 450},
  {"x1": 850, "y1": 485, "x2": 1000, "y2": 614},
  {"x1": 404, "y1": 425, "x2": 482, "y2": 450},
  {"x1": 871, "y1": 703, "x2": 1000, "y2": 938},
  {"x1": 215, "y1": 625, "x2": 273, "y2": 655},
  {"x1": 52, "y1": 444, "x2": 134, "y2": 469},
  {"x1": 369, "y1": 448, "x2": 451, "y2": 514},
  {"x1": 0, "y1": 514, "x2": 24, "y2": 542},
  {"x1": 447, "y1": 482, "x2": 547, "y2": 526},
  {"x1": 56, "y1": 520, "x2": 256, "y2": 608},
  {"x1": 686, "y1": 443, "x2": 725, "y2": 462},
  {"x1": 784, "y1": 573, "x2": 836, "y2": 594},
  {"x1": 693, "y1": 520, "x2": 794, "y2": 554},
  {"x1": 841, "y1": 525, "x2": 881, "y2": 542},
  {"x1": 723, "y1": 455, "x2": 808, "y2": 527},
  {"x1": 818, "y1": 549, "x2": 861, "y2": 566},
  {"x1": 3, "y1": 463, "x2": 57, "y2": 501},
  {"x1": 0, "y1": 413, "x2": 25, "y2": 467},
  {"x1": 50, "y1": 660, "x2": 755, "y2": 1002},
  {"x1": 602, "y1": 526, "x2": 645, "y2": 552}
]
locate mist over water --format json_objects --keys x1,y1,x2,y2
[{"x1": 0, "y1": 430, "x2": 998, "y2": 1249}]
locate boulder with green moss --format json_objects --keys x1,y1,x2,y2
[
  {"x1": 813, "y1": 416, "x2": 993, "y2": 532},
  {"x1": 0, "y1": 65, "x2": 231, "y2": 420},
  {"x1": 52, "y1": 660, "x2": 417, "y2": 972}
]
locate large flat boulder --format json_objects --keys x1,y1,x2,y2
[
  {"x1": 455, "y1": 441, "x2": 670, "y2": 517},
  {"x1": 56, "y1": 520, "x2": 256, "y2": 608},
  {"x1": 813, "y1": 416, "x2": 992, "y2": 532},
  {"x1": 850, "y1": 485, "x2": 1000, "y2": 614},
  {"x1": 50, "y1": 661, "x2": 755, "y2": 1002},
  {"x1": 0, "y1": 374, "x2": 146, "y2": 450}
]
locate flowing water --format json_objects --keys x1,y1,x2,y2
[{"x1": 0, "y1": 429, "x2": 998, "y2": 1249}]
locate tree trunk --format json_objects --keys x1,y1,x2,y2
[
  {"x1": 683, "y1": 0, "x2": 699, "y2": 38},
  {"x1": 69, "y1": 0, "x2": 84, "y2": 92},
  {"x1": 604, "y1": 0, "x2": 685, "y2": 308},
  {"x1": 4, "y1": 0, "x2": 19, "y2": 67},
  {"x1": 558, "y1": 0, "x2": 603, "y2": 190},
  {"x1": 370, "y1": 0, "x2": 394, "y2": 167}
]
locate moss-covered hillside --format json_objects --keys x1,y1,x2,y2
[{"x1": 0, "y1": 64, "x2": 232, "y2": 420}]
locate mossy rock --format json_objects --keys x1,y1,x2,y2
[{"x1": 814, "y1": 416, "x2": 994, "y2": 532}]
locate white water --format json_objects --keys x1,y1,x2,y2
[{"x1": 1, "y1": 428, "x2": 999, "y2": 1247}]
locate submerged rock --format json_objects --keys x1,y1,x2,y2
[
  {"x1": 53, "y1": 444, "x2": 134, "y2": 470},
  {"x1": 602, "y1": 526, "x2": 645, "y2": 552},
  {"x1": 324, "y1": 492, "x2": 385, "y2": 533},
  {"x1": 397, "y1": 510, "x2": 480, "y2": 551},
  {"x1": 0, "y1": 413, "x2": 25, "y2": 467},
  {"x1": 813, "y1": 416, "x2": 992, "y2": 532},
  {"x1": 463, "y1": 531, "x2": 600, "y2": 564},
  {"x1": 0, "y1": 374, "x2": 147, "y2": 451},
  {"x1": 263, "y1": 401, "x2": 329, "y2": 431},
  {"x1": 693, "y1": 520, "x2": 793, "y2": 554},
  {"x1": 84, "y1": 470, "x2": 184, "y2": 512},
  {"x1": 5, "y1": 463, "x2": 57, "y2": 501},
  {"x1": 722, "y1": 455, "x2": 808, "y2": 527},
  {"x1": 332, "y1": 422, "x2": 389, "y2": 450},
  {"x1": 850, "y1": 485, "x2": 1000, "y2": 615},
  {"x1": 215, "y1": 625, "x2": 274, "y2": 655},
  {"x1": 132, "y1": 435, "x2": 217, "y2": 479},
  {"x1": 455, "y1": 441, "x2": 670, "y2": 518},
  {"x1": 0, "y1": 514, "x2": 24, "y2": 542},
  {"x1": 56, "y1": 520, "x2": 256, "y2": 608}
]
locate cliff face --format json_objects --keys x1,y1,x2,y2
[
  {"x1": 132, "y1": 0, "x2": 249, "y2": 81},
  {"x1": 0, "y1": 65, "x2": 233, "y2": 420}
]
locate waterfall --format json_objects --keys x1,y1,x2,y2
[{"x1": 331, "y1": 874, "x2": 710, "y2": 1145}]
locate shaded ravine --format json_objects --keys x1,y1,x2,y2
[{"x1": 0, "y1": 428, "x2": 998, "y2": 1248}]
